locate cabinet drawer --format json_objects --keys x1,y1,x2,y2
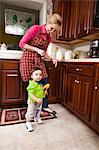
[
  {"x1": 2, "y1": 61, "x2": 18, "y2": 70},
  {"x1": 68, "y1": 64, "x2": 94, "y2": 77}
]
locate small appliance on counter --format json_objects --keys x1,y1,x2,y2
[{"x1": 89, "y1": 39, "x2": 99, "y2": 58}]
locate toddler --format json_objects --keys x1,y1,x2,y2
[{"x1": 25, "y1": 67, "x2": 47, "y2": 132}]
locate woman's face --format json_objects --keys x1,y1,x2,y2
[
  {"x1": 31, "y1": 70, "x2": 42, "y2": 81},
  {"x1": 46, "y1": 23, "x2": 60, "y2": 34}
]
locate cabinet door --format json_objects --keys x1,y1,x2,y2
[
  {"x1": 52, "y1": 0, "x2": 70, "y2": 41},
  {"x1": 67, "y1": 73, "x2": 92, "y2": 121},
  {"x1": 68, "y1": 0, "x2": 79, "y2": 40},
  {"x1": 91, "y1": 84, "x2": 99, "y2": 133},
  {"x1": 52, "y1": 0, "x2": 96, "y2": 42},
  {"x1": 0, "y1": 62, "x2": 2, "y2": 107},
  {"x1": 91, "y1": 64, "x2": 99, "y2": 134},
  {"x1": 66, "y1": 74, "x2": 80, "y2": 111},
  {"x1": 45, "y1": 62, "x2": 60, "y2": 103},
  {"x1": 2, "y1": 70, "x2": 23, "y2": 105},
  {"x1": 59, "y1": 63, "x2": 68, "y2": 106},
  {"x1": 78, "y1": 0, "x2": 95, "y2": 37},
  {"x1": 76, "y1": 76, "x2": 93, "y2": 121}
]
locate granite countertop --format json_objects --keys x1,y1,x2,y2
[{"x1": 0, "y1": 50, "x2": 99, "y2": 62}]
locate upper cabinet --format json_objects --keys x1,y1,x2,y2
[
  {"x1": 52, "y1": 0, "x2": 70, "y2": 41},
  {"x1": 52, "y1": 0, "x2": 98, "y2": 42}
]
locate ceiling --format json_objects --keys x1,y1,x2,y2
[{"x1": 0, "y1": 0, "x2": 45, "y2": 10}]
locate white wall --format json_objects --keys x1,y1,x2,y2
[{"x1": 72, "y1": 42, "x2": 90, "y2": 52}]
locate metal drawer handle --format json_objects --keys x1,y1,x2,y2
[
  {"x1": 75, "y1": 68, "x2": 82, "y2": 71},
  {"x1": 94, "y1": 86, "x2": 98, "y2": 90},
  {"x1": 75, "y1": 80, "x2": 80, "y2": 84},
  {"x1": 7, "y1": 74, "x2": 18, "y2": 77},
  {"x1": 76, "y1": 80, "x2": 79, "y2": 84},
  {"x1": 75, "y1": 80, "x2": 77, "y2": 83}
]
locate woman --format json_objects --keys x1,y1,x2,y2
[{"x1": 19, "y1": 13, "x2": 62, "y2": 114}]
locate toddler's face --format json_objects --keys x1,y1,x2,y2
[{"x1": 31, "y1": 70, "x2": 42, "y2": 81}]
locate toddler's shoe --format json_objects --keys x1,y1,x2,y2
[
  {"x1": 34, "y1": 117, "x2": 43, "y2": 124},
  {"x1": 25, "y1": 122, "x2": 34, "y2": 132}
]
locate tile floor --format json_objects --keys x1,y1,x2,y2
[{"x1": 0, "y1": 104, "x2": 99, "y2": 150}]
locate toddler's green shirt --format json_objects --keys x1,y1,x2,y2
[{"x1": 27, "y1": 80, "x2": 44, "y2": 103}]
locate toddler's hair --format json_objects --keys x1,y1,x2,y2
[{"x1": 30, "y1": 67, "x2": 42, "y2": 75}]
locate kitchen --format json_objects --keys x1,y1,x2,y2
[{"x1": 0, "y1": 0, "x2": 99, "y2": 150}]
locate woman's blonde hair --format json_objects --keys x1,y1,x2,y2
[{"x1": 47, "y1": 13, "x2": 62, "y2": 29}]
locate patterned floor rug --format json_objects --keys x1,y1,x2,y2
[{"x1": 0, "y1": 107, "x2": 57, "y2": 126}]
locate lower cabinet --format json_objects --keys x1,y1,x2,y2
[
  {"x1": 1, "y1": 60, "x2": 26, "y2": 108},
  {"x1": 0, "y1": 62, "x2": 2, "y2": 108},
  {"x1": 59, "y1": 63, "x2": 68, "y2": 106},
  {"x1": 0, "y1": 60, "x2": 60, "y2": 108},
  {"x1": 45, "y1": 62, "x2": 60, "y2": 104},
  {"x1": 67, "y1": 73, "x2": 93, "y2": 121},
  {"x1": 91, "y1": 64, "x2": 99, "y2": 134},
  {"x1": 59, "y1": 63, "x2": 99, "y2": 134},
  {"x1": 0, "y1": 59, "x2": 99, "y2": 134},
  {"x1": 66, "y1": 63, "x2": 94, "y2": 123},
  {"x1": 91, "y1": 85, "x2": 99, "y2": 134}
]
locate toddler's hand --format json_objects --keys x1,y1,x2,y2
[
  {"x1": 43, "y1": 83, "x2": 50, "y2": 90},
  {"x1": 36, "y1": 98, "x2": 42, "y2": 104}
]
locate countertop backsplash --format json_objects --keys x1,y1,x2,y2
[{"x1": 72, "y1": 44, "x2": 90, "y2": 52}]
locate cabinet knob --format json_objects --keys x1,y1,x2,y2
[
  {"x1": 75, "y1": 68, "x2": 82, "y2": 71},
  {"x1": 94, "y1": 86, "x2": 98, "y2": 90},
  {"x1": 77, "y1": 80, "x2": 80, "y2": 84},
  {"x1": 49, "y1": 67, "x2": 51, "y2": 70},
  {"x1": 75, "y1": 80, "x2": 77, "y2": 83}
]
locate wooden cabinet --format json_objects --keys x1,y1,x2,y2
[
  {"x1": 67, "y1": 74, "x2": 79, "y2": 111},
  {"x1": 66, "y1": 64, "x2": 94, "y2": 121},
  {"x1": 67, "y1": 74, "x2": 93, "y2": 121},
  {"x1": 59, "y1": 63, "x2": 68, "y2": 106},
  {"x1": 1, "y1": 60, "x2": 26, "y2": 108},
  {"x1": 77, "y1": 0, "x2": 95, "y2": 38},
  {"x1": 0, "y1": 60, "x2": 60, "y2": 108},
  {"x1": 45, "y1": 61, "x2": 60, "y2": 104},
  {"x1": 0, "y1": 62, "x2": 2, "y2": 108},
  {"x1": 52, "y1": 0, "x2": 97, "y2": 42},
  {"x1": 53, "y1": 0, "x2": 70, "y2": 41},
  {"x1": 91, "y1": 64, "x2": 99, "y2": 134},
  {"x1": 58, "y1": 62, "x2": 99, "y2": 134}
]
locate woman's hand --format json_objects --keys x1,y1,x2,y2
[
  {"x1": 52, "y1": 58, "x2": 57, "y2": 67},
  {"x1": 37, "y1": 49, "x2": 46, "y2": 56},
  {"x1": 23, "y1": 44, "x2": 46, "y2": 56}
]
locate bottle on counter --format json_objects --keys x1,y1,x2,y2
[
  {"x1": 64, "y1": 50, "x2": 73, "y2": 60},
  {"x1": 56, "y1": 48, "x2": 63, "y2": 60}
]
